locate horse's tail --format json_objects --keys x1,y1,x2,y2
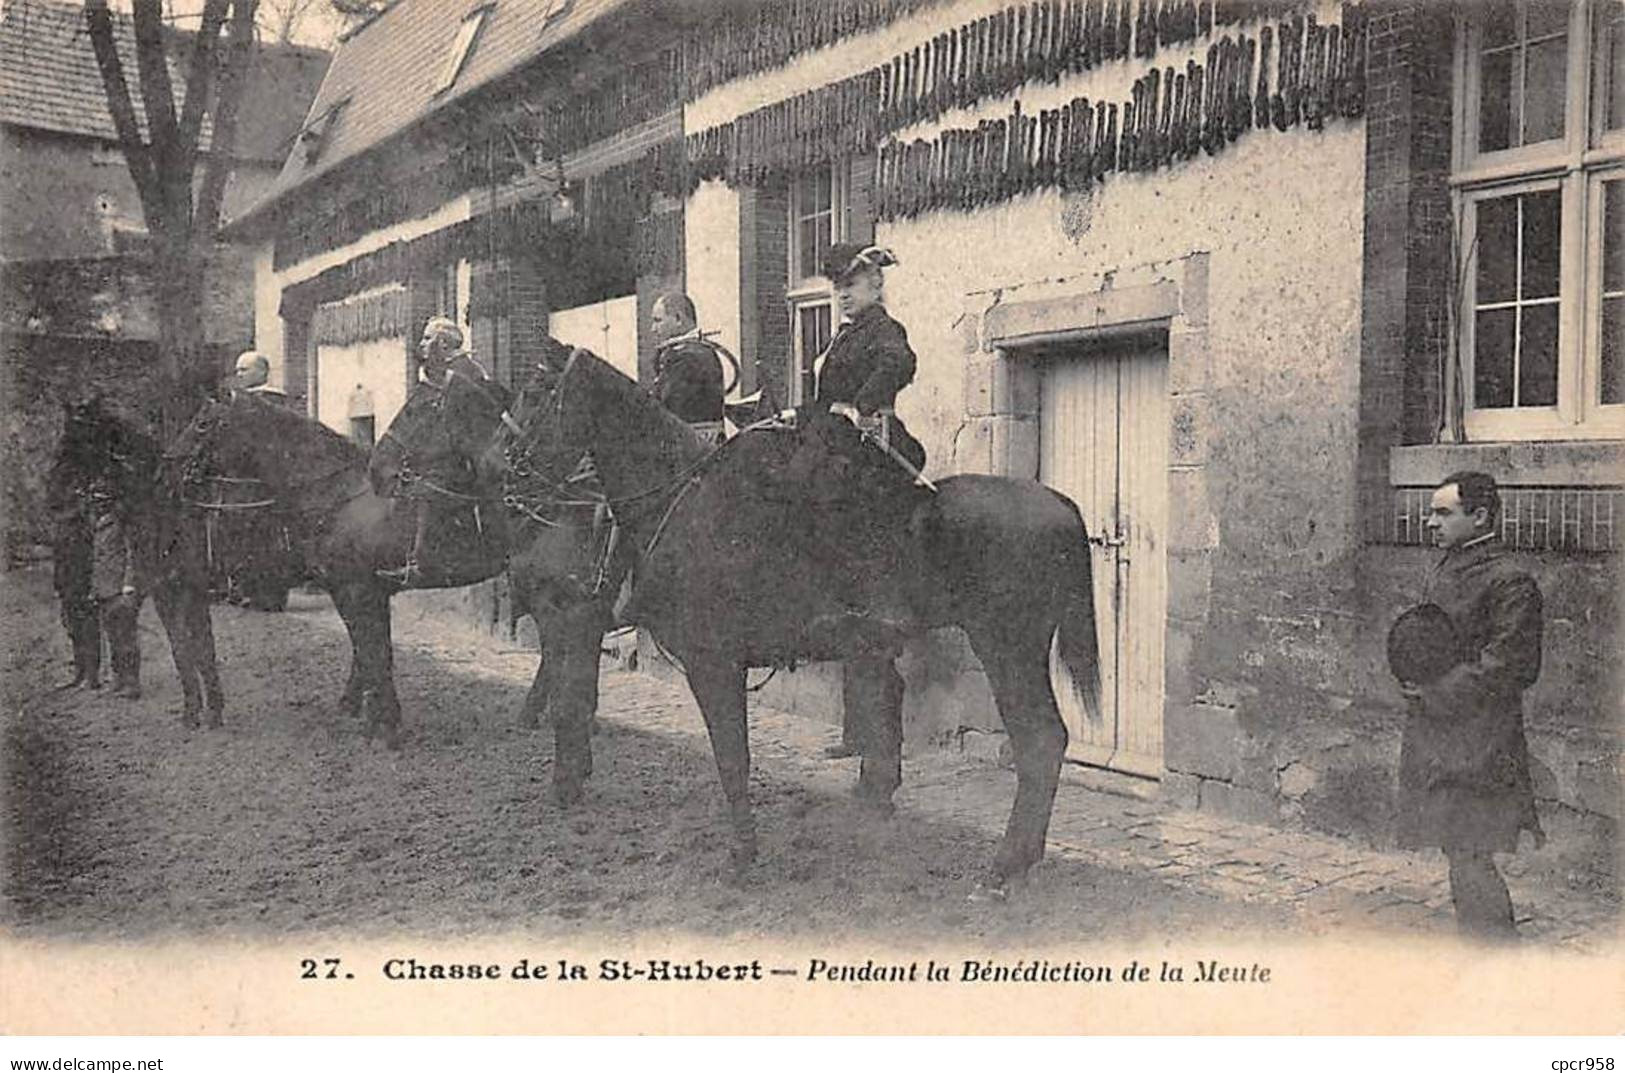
[{"x1": 1053, "y1": 501, "x2": 1104, "y2": 725}]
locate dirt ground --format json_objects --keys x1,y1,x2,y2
[{"x1": 1, "y1": 564, "x2": 1296, "y2": 945}]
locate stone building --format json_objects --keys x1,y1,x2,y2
[{"x1": 237, "y1": 0, "x2": 1621, "y2": 879}]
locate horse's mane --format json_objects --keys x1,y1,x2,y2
[
  {"x1": 230, "y1": 394, "x2": 366, "y2": 464},
  {"x1": 567, "y1": 346, "x2": 709, "y2": 451}
]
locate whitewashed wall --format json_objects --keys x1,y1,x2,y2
[
  {"x1": 549, "y1": 295, "x2": 641, "y2": 380},
  {"x1": 316, "y1": 336, "x2": 409, "y2": 437},
  {"x1": 682, "y1": 179, "x2": 742, "y2": 358}
]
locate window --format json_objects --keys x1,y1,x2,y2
[
  {"x1": 1455, "y1": 0, "x2": 1625, "y2": 439},
  {"x1": 786, "y1": 164, "x2": 847, "y2": 405},
  {"x1": 436, "y1": 6, "x2": 491, "y2": 96},
  {"x1": 299, "y1": 98, "x2": 350, "y2": 164}
]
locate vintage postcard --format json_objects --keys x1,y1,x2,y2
[{"x1": 1, "y1": 0, "x2": 1619, "y2": 1038}]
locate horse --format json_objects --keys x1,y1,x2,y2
[
  {"x1": 166, "y1": 364, "x2": 620, "y2": 770},
  {"x1": 54, "y1": 398, "x2": 224, "y2": 726},
  {"x1": 488, "y1": 347, "x2": 1103, "y2": 895}
]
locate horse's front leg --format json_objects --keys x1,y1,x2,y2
[
  {"x1": 184, "y1": 582, "x2": 225, "y2": 727},
  {"x1": 548, "y1": 601, "x2": 606, "y2": 805},
  {"x1": 333, "y1": 582, "x2": 401, "y2": 748},
  {"x1": 847, "y1": 655, "x2": 905, "y2": 810},
  {"x1": 685, "y1": 652, "x2": 755, "y2": 872},
  {"x1": 522, "y1": 608, "x2": 556, "y2": 730},
  {"x1": 151, "y1": 585, "x2": 202, "y2": 728}
]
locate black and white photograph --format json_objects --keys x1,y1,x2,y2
[{"x1": 0, "y1": 0, "x2": 1619, "y2": 1044}]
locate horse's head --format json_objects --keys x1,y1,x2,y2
[
  {"x1": 374, "y1": 367, "x2": 515, "y2": 492},
  {"x1": 480, "y1": 337, "x2": 596, "y2": 491}
]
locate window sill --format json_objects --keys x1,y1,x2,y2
[{"x1": 1390, "y1": 441, "x2": 1625, "y2": 488}]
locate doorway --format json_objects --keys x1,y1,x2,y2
[{"x1": 1037, "y1": 332, "x2": 1169, "y2": 778}]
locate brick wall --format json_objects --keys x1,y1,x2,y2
[
  {"x1": 1356, "y1": 0, "x2": 1455, "y2": 541},
  {"x1": 507, "y1": 254, "x2": 550, "y2": 389},
  {"x1": 740, "y1": 184, "x2": 790, "y2": 409}
]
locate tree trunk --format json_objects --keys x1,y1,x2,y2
[{"x1": 83, "y1": 0, "x2": 258, "y2": 440}]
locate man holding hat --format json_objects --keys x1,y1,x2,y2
[
  {"x1": 1397, "y1": 470, "x2": 1544, "y2": 940},
  {"x1": 804, "y1": 243, "x2": 927, "y2": 761}
]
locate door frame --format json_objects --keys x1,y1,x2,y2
[{"x1": 958, "y1": 254, "x2": 1217, "y2": 782}]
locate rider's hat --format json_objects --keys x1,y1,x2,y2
[
  {"x1": 1386, "y1": 603, "x2": 1463, "y2": 685},
  {"x1": 821, "y1": 243, "x2": 898, "y2": 285}
]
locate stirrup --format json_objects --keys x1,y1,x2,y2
[{"x1": 377, "y1": 560, "x2": 421, "y2": 586}]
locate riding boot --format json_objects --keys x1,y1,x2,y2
[{"x1": 66, "y1": 598, "x2": 101, "y2": 689}]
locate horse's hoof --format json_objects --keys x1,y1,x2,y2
[
  {"x1": 553, "y1": 781, "x2": 584, "y2": 809},
  {"x1": 729, "y1": 845, "x2": 757, "y2": 875},
  {"x1": 181, "y1": 711, "x2": 201, "y2": 730}
]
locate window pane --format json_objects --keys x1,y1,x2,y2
[
  {"x1": 1607, "y1": 10, "x2": 1625, "y2": 131},
  {"x1": 1477, "y1": 195, "x2": 1519, "y2": 303},
  {"x1": 815, "y1": 169, "x2": 833, "y2": 210},
  {"x1": 1520, "y1": 188, "x2": 1562, "y2": 299},
  {"x1": 799, "y1": 304, "x2": 831, "y2": 360},
  {"x1": 1605, "y1": 179, "x2": 1625, "y2": 294},
  {"x1": 1522, "y1": 35, "x2": 1567, "y2": 143},
  {"x1": 1475, "y1": 307, "x2": 1517, "y2": 408},
  {"x1": 1517, "y1": 303, "x2": 1559, "y2": 406},
  {"x1": 1477, "y1": 1, "x2": 1567, "y2": 152},
  {"x1": 1479, "y1": 48, "x2": 1515, "y2": 152},
  {"x1": 813, "y1": 215, "x2": 832, "y2": 271},
  {"x1": 794, "y1": 173, "x2": 820, "y2": 215},
  {"x1": 798, "y1": 217, "x2": 819, "y2": 279},
  {"x1": 1602, "y1": 297, "x2": 1624, "y2": 405}
]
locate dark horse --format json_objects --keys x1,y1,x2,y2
[
  {"x1": 56, "y1": 398, "x2": 224, "y2": 725},
  {"x1": 489, "y1": 348, "x2": 1102, "y2": 894},
  {"x1": 168, "y1": 375, "x2": 617, "y2": 765}
]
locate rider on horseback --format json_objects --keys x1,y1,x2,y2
[
  {"x1": 377, "y1": 316, "x2": 506, "y2": 587},
  {"x1": 796, "y1": 243, "x2": 930, "y2": 673}
]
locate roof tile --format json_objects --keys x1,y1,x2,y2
[{"x1": 0, "y1": 0, "x2": 330, "y2": 163}]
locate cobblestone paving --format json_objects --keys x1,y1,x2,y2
[{"x1": 389, "y1": 611, "x2": 1619, "y2": 954}]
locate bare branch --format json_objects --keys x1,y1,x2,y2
[
  {"x1": 83, "y1": 0, "x2": 165, "y2": 233},
  {"x1": 129, "y1": 0, "x2": 185, "y2": 224},
  {"x1": 177, "y1": 0, "x2": 232, "y2": 173},
  {"x1": 194, "y1": 0, "x2": 260, "y2": 239}
]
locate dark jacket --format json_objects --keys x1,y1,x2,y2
[
  {"x1": 814, "y1": 304, "x2": 916, "y2": 415},
  {"x1": 1397, "y1": 536, "x2": 1544, "y2": 853},
  {"x1": 89, "y1": 490, "x2": 137, "y2": 600},
  {"x1": 654, "y1": 335, "x2": 726, "y2": 424},
  {"x1": 813, "y1": 304, "x2": 924, "y2": 472}
]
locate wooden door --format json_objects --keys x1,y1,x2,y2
[{"x1": 1038, "y1": 335, "x2": 1168, "y2": 778}]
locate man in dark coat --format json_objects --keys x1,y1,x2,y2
[
  {"x1": 48, "y1": 463, "x2": 99, "y2": 689},
  {"x1": 377, "y1": 317, "x2": 508, "y2": 586},
  {"x1": 1397, "y1": 470, "x2": 1544, "y2": 940},
  {"x1": 649, "y1": 293, "x2": 732, "y2": 438},
  {"x1": 89, "y1": 478, "x2": 142, "y2": 698}
]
